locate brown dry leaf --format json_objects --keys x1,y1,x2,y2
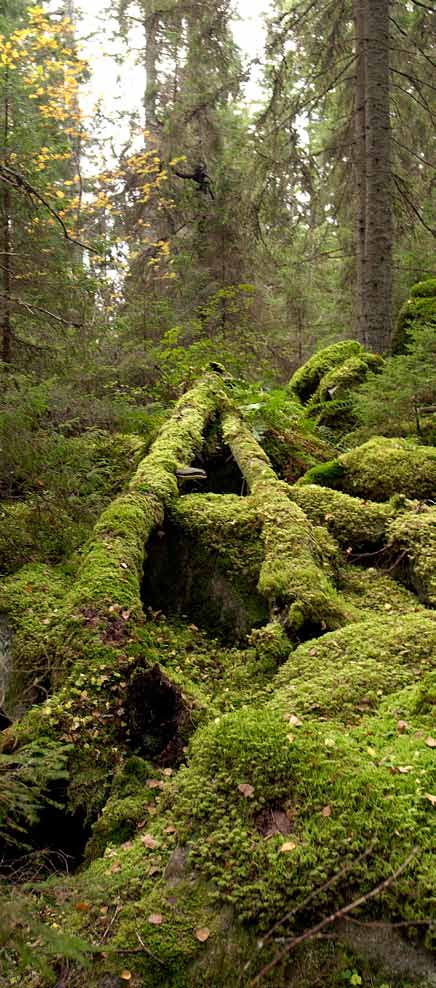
[
  {"x1": 164, "y1": 825, "x2": 177, "y2": 834},
  {"x1": 194, "y1": 927, "x2": 210, "y2": 942},
  {"x1": 148, "y1": 865, "x2": 160, "y2": 877},
  {"x1": 163, "y1": 768, "x2": 173, "y2": 777},
  {"x1": 425, "y1": 736, "x2": 436, "y2": 748},
  {"x1": 147, "y1": 913, "x2": 163, "y2": 925},
  {"x1": 74, "y1": 902, "x2": 90, "y2": 911},
  {"x1": 146, "y1": 779, "x2": 162, "y2": 789},
  {"x1": 141, "y1": 834, "x2": 159, "y2": 849},
  {"x1": 321, "y1": 805, "x2": 332, "y2": 817},
  {"x1": 109, "y1": 861, "x2": 121, "y2": 873},
  {"x1": 398, "y1": 765, "x2": 412, "y2": 774},
  {"x1": 238, "y1": 783, "x2": 254, "y2": 798},
  {"x1": 279, "y1": 841, "x2": 297, "y2": 853},
  {"x1": 120, "y1": 973, "x2": 132, "y2": 982},
  {"x1": 425, "y1": 793, "x2": 436, "y2": 806},
  {"x1": 396, "y1": 720, "x2": 408, "y2": 733},
  {"x1": 286, "y1": 714, "x2": 303, "y2": 727}
]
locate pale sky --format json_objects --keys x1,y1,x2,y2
[{"x1": 75, "y1": 0, "x2": 270, "y2": 149}]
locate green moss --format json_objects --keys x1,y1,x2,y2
[
  {"x1": 392, "y1": 279, "x2": 436, "y2": 355},
  {"x1": 307, "y1": 353, "x2": 384, "y2": 429},
  {"x1": 289, "y1": 484, "x2": 394, "y2": 551},
  {"x1": 271, "y1": 611, "x2": 435, "y2": 722},
  {"x1": 386, "y1": 506, "x2": 436, "y2": 605},
  {"x1": 289, "y1": 341, "x2": 363, "y2": 403},
  {"x1": 0, "y1": 563, "x2": 68, "y2": 716},
  {"x1": 299, "y1": 438, "x2": 436, "y2": 501},
  {"x1": 296, "y1": 459, "x2": 346, "y2": 489},
  {"x1": 221, "y1": 409, "x2": 348, "y2": 636}
]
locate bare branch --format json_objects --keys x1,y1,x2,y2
[
  {"x1": 392, "y1": 137, "x2": 435, "y2": 170},
  {"x1": 0, "y1": 292, "x2": 82, "y2": 327},
  {"x1": 251, "y1": 847, "x2": 420, "y2": 986},
  {"x1": 393, "y1": 174, "x2": 436, "y2": 236},
  {"x1": 0, "y1": 163, "x2": 99, "y2": 254}
]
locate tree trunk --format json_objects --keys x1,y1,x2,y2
[
  {"x1": 144, "y1": 6, "x2": 160, "y2": 132},
  {"x1": 353, "y1": 0, "x2": 367, "y2": 343},
  {"x1": 363, "y1": 0, "x2": 392, "y2": 353},
  {"x1": 1, "y1": 71, "x2": 12, "y2": 366}
]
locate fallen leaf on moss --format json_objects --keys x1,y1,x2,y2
[
  {"x1": 147, "y1": 913, "x2": 163, "y2": 925},
  {"x1": 109, "y1": 861, "x2": 121, "y2": 873},
  {"x1": 141, "y1": 834, "x2": 159, "y2": 849},
  {"x1": 280, "y1": 841, "x2": 297, "y2": 853},
  {"x1": 425, "y1": 737, "x2": 436, "y2": 748},
  {"x1": 164, "y1": 825, "x2": 177, "y2": 834},
  {"x1": 74, "y1": 902, "x2": 90, "y2": 911},
  {"x1": 321, "y1": 805, "x2": 331, "y2": 817},
  {"x1": 238, "y1": 783, "x2": 254, "y2": 798},
  {"x1": 286, "y1": 714, "x2": 303, "y2": 727},
  {"x1": 425, "y1": 794, "x2": 436, "y2": 806},
  {"x1": 396, "y1": 720, "x2": 408, "y2": 733},
  {"x1": 120, "y1": 973, "x2": 132, "y2": 982},
  {"x1": 195, "y1": 927, "x2": 210, "y2": 942}
]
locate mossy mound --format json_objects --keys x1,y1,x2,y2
[
  {"x1": 298, "y1": 437, "x2": 436, "y2": 501},
  {"x1": 386, "y1": 505, "x2": 436, "y2": 605},
  {"x1": 392, "y1": 278, "x2": 436, "y2": 355},
  {"x1": 307, "y1": 352, "x2": 384, "y2": 429},
  {"x1": 271, "y1": 611, "x2": 435, "y2": 723},
  {"x1": 289, "y1": 484, "x2": 395, "y2": 551},
  {"x1": 289, "y1": 340, "x2": 363, "y2": 403}
]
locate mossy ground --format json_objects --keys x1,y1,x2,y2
[{"x1": 1, "y1": 369, "x2": 435, "y2": 988}]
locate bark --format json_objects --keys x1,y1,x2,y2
[
  {"x1": 1, "y1": 71, "x2": 12, "y2": 366},
  {"x1": 144, "y1": 7, "x2": 160, "y2": 132},
  {"x1": 363, "y1": 0, "x2": 392, "y2": 353},
  {"x1": 353, "y1": 0, "x2": 367, "y2": 342}
]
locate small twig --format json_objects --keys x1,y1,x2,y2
[
  {"x1": 345, "y1": 916, "x2": 434, "y2": 929},
  {"x1": 0, "y1": 163, "x2": 99, "y2": 254},
  {"x1": 246, "y1": 841, "x2": 377, "y2": 969},
  {"x1": 0, "y1": 291, "x2": 82, "y2": 327},
  {"x1": 101, "y1": 905, "x2": 120, "y2": 942},
  {"x1": 251, "y1": 847, "x2": 419, "y2": 985}
]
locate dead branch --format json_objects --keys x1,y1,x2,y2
[
  {"x1": 245, "y1": 841, "x2": 377, "y2": 974},
  {"x1": 0, "y1": 292, "x2": 82, "y2": 327},
  {"x1": 0, "y1": 163, "x2": 99, "y2": 254},
  {"x1": 251, "y1": 847, "x2": 419, "y2": 985}
]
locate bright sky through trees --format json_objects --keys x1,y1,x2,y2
[{"x1": 75, "y1": 0, "x2": 270, "y2": 146}]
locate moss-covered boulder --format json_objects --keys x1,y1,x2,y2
[
  {"x1": 306, "y1": 352, "x2": 384, "y2": 429},
  {"x1": 289, "y1": 340, "x2": 363, "y2": 403},
  {"x1": 298, "y1": 437, "x2": 436, "y2": 501},
  {"x1": 392, "y1": 277, "x2": 436, "y2": 355},
  {"x1": 386, "y1": 505, "x2": 436, "y2": 605}
]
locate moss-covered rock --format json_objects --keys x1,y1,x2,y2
[
  {"x1": 289, "y1": 340, "x2": 363, "y2": 403},
  {"x1": 289, "y1": 484, "x2": 395, "y2": 551},
  {"x1": 392, "y1": 278, "x2": 436, "y2": 355},
  {"x1": 307, "y1": 352, "x2": 384, "y2": 429},
  {"x1": 386, "y1": 505, "x2": 436, "y2": 605},
  {"x1": 298, "y1": 438, "x2": 436, "y2": 501}
]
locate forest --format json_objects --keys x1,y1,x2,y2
[{"x1": 0, "y1": 0, "x2": 435, "y2": 986}]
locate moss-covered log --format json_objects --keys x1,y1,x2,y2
[
  {"x1": 288, "y1": 340, "x2": 364, "y2": 403},
  {"x1": 221, "y1": 408, "x2": 348, "y2": 635}
]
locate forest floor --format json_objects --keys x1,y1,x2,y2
[{"x1": 0, "y1": 356, "x2": 435, "y2": 988}]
